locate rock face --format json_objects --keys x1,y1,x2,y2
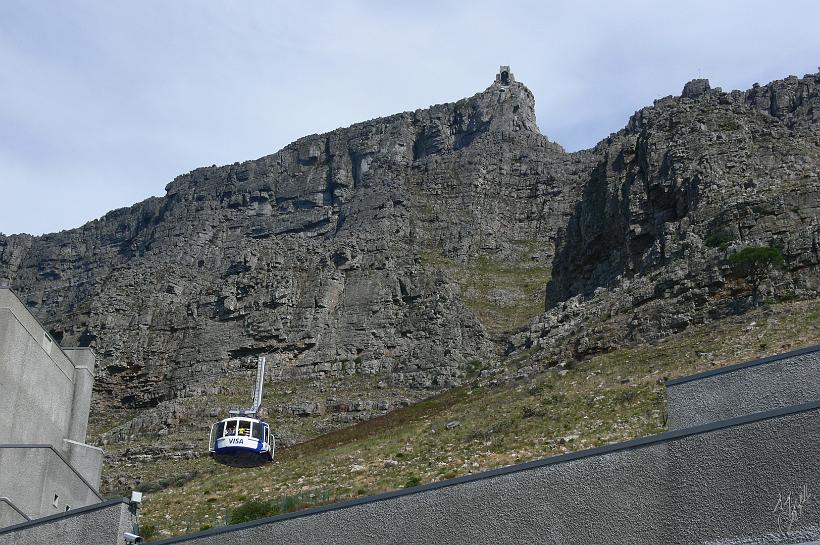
[
  {"x1": 525, "y1": 73, "x2": 820, "y2": 364},
  {"x1": 549, "y1": 74, "x2": 820, "y2": 305},
  {"x1": 0, "y1": 69, "x2": 581, "y2": 413},
  {"x1": 1, "y1": 67, "x2": 819, "y2": 421}
]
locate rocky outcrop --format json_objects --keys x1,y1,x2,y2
[
  {"x1": 521, "y1": 73, "x2": 820, "y2": 366},
  {"x1": 548, "y1": 73, "x2": 819, "y2": 304},
  {"x1": 1, "y1": 67, "x2": 819, "y2": 438},
  {"x1": 0, "y1": 70, "x2": 580, "y2": 415}
]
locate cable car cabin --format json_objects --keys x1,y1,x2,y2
[{"x1": 209, "y1": 417, "x2": 274, "y2": 467}]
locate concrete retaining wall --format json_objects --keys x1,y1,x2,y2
[
  {"x1": 666, "y1": 345, "x2": 820, "y2": 430},
  {"x1": 0, "y1": 446, "x2": 102, "y2": 521},
  {"x1": 62, "y1": 347, "x2": 96, "y2": 445},
  {"x1": 0, "y1": 499, "x2": 132, "y2": 545},
  {"x1": 0, "y1": 498, "x2": 28, "y2": 529},
  {"x1": 149, "y1": 401, "x2": 820, "y2": 545},
  {"x1": 0, "y1": 301, "x2": 76, "y2": 448},
  {"x1": 63, "y1": 440, "x2": 105, "y2": 490},
  {"x1": 0, "y1": 289, "x2": 99, "y2": 449},
  {"x1": 0, "y1": 288, "x2": 103, "y2": 522}
]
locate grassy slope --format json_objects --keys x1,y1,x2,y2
[
  {"x1": 139, "y1": 298, "x2": 819, "y2": 539},
  {"x1": 89, "y1": 374, "x2": 425, "y2": 497}
]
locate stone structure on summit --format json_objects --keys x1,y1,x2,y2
[{"x1": 495, "y1": 65, "x2": 514, "y2": 85}]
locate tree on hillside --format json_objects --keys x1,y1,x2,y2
[{"x1": 729, "y1": 246, "x2": 785, "y2": 305}]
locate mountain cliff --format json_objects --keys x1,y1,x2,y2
[
  {"x1": 519, "y1": 73, "x2": 820, "y2": 367},
  {"x1": 1, "y1": 68, "x2": 818, "y2": 492},
  {"x1": 0, "y1": 69, "x2": 581, "y2": 411}
]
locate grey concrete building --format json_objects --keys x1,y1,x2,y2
[
  {"x1": 0, "y1": 287, "x2": 103, "y2": 526},
  {"x1": 666, "y1": 344, "x2": 820, "y2": 429},
  {"x1": 0, "y1": 498, "x2": 133, "y2": 545}
]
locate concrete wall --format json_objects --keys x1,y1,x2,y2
[
  {"x1": 149, "y1": 401, "x2": 820, "y2": 545},
  {"x1": 63, "y1": 347, "x2": 97, "y2": 445},
  {"x1": 0, "y1": 289, "x2": 99, "y2": 451},
  {"x1": 0, "y1": 290, "x2": 77, "y2": 448},
  {"x1": 0, "y1": 499, "x2": 28, "y2": 529},
  {"x1": 63, "y1": 440, "x2": 104, "y2": 490},
  {"x1": 666, "y1": 345, "x2": 820, "y2": 430},
  {"x1": 0, "y1": 288, "x2": 103, "y2": 522},
  {"x1": 0, "y1": 446, "x2": 102, "y2": 521},
  {"x1": 0, "y1": 499, "x2": 132, "y2": 545}
]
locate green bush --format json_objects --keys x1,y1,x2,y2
[
  {"x1": 521, "y1": 405, "x2": 546, "y2": 418},
  {"x1": 227, "y1": 491, "x2": 335, "y2": 526},
  {"x1": 140, "y1": 524, "x2": 158, "y2": 540},
  {"x1": 465, "y1": 359, "x2": 484, "y2": 377},
  {"x1": 228, "y1": 500, "x2": 279, "y2": 525},
  {"x1": 729, "y1": 246, "x2": 785, "y2": 303},
  {"x1": 281, "y1": 495, "x2": 299, "y2": 513},
  {"x1": 730, "y1": 245, "x2": 783, "y2": 267},
  {"x1": 613, "y1": 389, "x2": 637, "y2": 404},
  {"x1": 705, "y1": 230, "x2": 734, "y2": 249},
  {"x1": 403, "y1": 475, "x2": 422, "y2": 488},
  {"x1": 730, "y1": 246, "x2": 785, "y2": 279}
]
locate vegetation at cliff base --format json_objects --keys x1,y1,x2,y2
[
  {"x1": 136, "y1": 299, "x2": 819, "y2": 540},
  {"x1": 730, "y1": 245, "x2": 785, "y2": 302}
]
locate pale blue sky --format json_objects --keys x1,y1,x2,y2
[{"x1": 1, "y1": 0, "x2": 819, "y2": 235}]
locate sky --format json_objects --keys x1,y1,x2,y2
[{"x1": 1, "y1": 1, "x2": 819, "y2": 236}]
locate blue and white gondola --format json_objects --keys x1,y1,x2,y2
[
  {"x1": 209, "y1": 416, "x2": 274, "y2": 467},
  {"x1": 208, "y1": 356, "x2": 275, "y2": 467}
]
